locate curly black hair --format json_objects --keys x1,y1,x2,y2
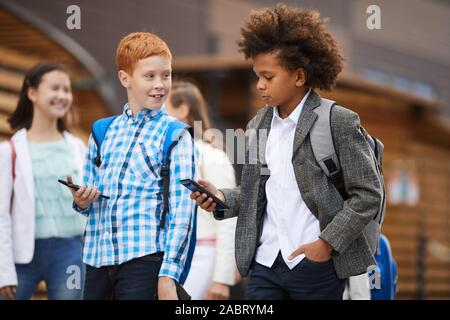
[{"x1": 238, "y1": 4, "x2": 344, "y2": 90}]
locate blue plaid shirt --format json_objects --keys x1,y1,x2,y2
[{"x1": 74, "y1": 104, "x2": 197, "y2": 281}]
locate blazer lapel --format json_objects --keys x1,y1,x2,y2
[
  {"x1": 256, "y1": 107, "x2": 273, "y2": 166},
  {"x1": 246, "y1": 106, "x2": 273, "y2": 167},
  {"x1": 292, "y1": 90, "x2": 321, "y2": 157}
]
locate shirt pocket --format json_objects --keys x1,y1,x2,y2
[{"x1": 128, "y1": 142, "x2": 161, "y2": 181}]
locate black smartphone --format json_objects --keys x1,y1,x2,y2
[
  {"x1": 180, "y1": 179, "x2": 229, "y2": 210},
  {"x1": 57, "y1": 179, "x2": 110, "y2": 199}
]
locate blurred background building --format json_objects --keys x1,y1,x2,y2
[{"x1": 0, "y1": 0, "x2": 449, "y2": 299}]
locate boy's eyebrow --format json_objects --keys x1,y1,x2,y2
[
  {"x1": 143, "y1": 69, "x2": 172, "y2": 74},
  {"x1": 253, "y1": 69, "x2": 273, "y2": 75}
]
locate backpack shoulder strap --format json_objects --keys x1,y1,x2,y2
[
  {"x1": 311, "y1": 98, "x2": 340, "y2": 176},
  {"x1": 162, "y1": 120, "x2": 193, "y2": 165},
  {"x1": 160, "y1": 120, "x2": 194, "y2": 228},
  {"x1": 159, "y1": 120, "x2": 196, "y2": 285},
  {"x1": 179, "y1": 206, "x2": 196, "y2": 285},
  {"x1": 91, "y1": 115, "x2": 118, "y2": 167},
  {"x1": 311, "y1": 99, "x2": 348, "y2": 199}
]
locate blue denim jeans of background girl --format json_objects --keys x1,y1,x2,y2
[{"x1": 14, "y1": 236, "x2": 85, "y2": 300}]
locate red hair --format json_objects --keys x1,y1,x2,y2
[{"x1": 116, "y1": 32, "x2": 172, "y2": 74}]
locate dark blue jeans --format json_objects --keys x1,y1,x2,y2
[
  {"x1": 83, "y1": 252, "x2": 163, "y2": 300},
  {"x1": 14, "y1": 236, "x2": 85, "y2": 300},
  {"x1": 246, "y1": 251, "x2": 345, "y2": 300}
]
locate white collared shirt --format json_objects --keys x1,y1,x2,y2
[{"x1": 255, "y1": 89, "x2": 321, "y2": 269}]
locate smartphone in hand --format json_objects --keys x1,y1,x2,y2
[
  {"x1": 180, "y1": 179, "x2": 229, "y2": 210},
  {"x1": 57, "y1": 179, "x2": 110, "y2": 199}
]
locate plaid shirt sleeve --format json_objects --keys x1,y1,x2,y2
[
  {"x1": 158, "y1": 130, "x2": 197, "y2": 281},
  {"x1": 72, "y1": 134, "x2": 97, "y2": 217}
]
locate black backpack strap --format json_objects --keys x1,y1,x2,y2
[
  {"x1": 329, "y1": 170, "x2": 348, "y2": 200},
  {"x1": 160, "y1": 164, "x2": 171, "y2": 229}
]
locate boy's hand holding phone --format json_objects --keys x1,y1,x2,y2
[
  {"x1": 189, "y1": 179, "x2": 225, "y2": 212},
  {"x1": 67, "y1": 175, "x2": 101, "y2": 209}
]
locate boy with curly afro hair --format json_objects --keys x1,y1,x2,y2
[{"x1": 191, "y1": 4, "x2": 383, "y2": 300}]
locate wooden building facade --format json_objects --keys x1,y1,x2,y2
[{"x1": 0, "y1": 7, "x2": 110, "y2": 142}]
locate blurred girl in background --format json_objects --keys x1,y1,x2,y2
[
  {"x1": 166, "y1": 81, "x2": 238, "y2": 300},
  {"x1": 0, "y1": 63, "x2": 86, "y2": 300}
]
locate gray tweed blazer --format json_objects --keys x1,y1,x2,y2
[{"x1": 214, "y1": 90, "x2": 383, "y2": 279}]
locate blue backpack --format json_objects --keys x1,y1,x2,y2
[
  {"x1": 370, "y1": 234, "x2": 398, "y2": 300},
  {"x1": 91, "y1": 115, "x2": 197, "y2": 285}
]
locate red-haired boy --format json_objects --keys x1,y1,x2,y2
[{"x1": 71, "y1": 32, "x2": 197, "y2": 300}]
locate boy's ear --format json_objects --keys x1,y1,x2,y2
[
  {"x1": 295, "y1": 68, "x2": 306, "y2": 87},
  {"x1": 118, "y1": 70, "x2": 131, "y2": 88}
]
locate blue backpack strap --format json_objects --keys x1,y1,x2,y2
[
  {"x1": 159, "y1": 120, "x2": 195, "y2": 285},
  {"x1": 160, "y1": 120, "x2": 193, "y2": 228},
  {"x1": 91, "y1": 115, "x2": 118, "y2": 167},
  {"x1": 179, "y1": 204, "x2": 197, "y2": 285}
]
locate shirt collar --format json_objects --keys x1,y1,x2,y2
[
  {"x1": 123, "y1": 103, "x2": 166, "y2": 122},
  {"x1": 273, "y1": 89, "x2": 311, "y2": 125}
]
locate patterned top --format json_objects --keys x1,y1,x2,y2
[
  {"x1": 74, "y1": 105, "x2": 197, "y2": 281},
  {"x1": 29, "y1": 139, "x2": 86, "y2": 239}
]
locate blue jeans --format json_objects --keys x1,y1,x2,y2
[
  {"x1": 83, "y1": 252, "x2": 163, "y2": 300},
  {"x1": 14, "y1": 237, "x2": 85, "y2": 300},
  {"x1": 246, "y1": 251, "x2": 345, "y2": 300}
]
